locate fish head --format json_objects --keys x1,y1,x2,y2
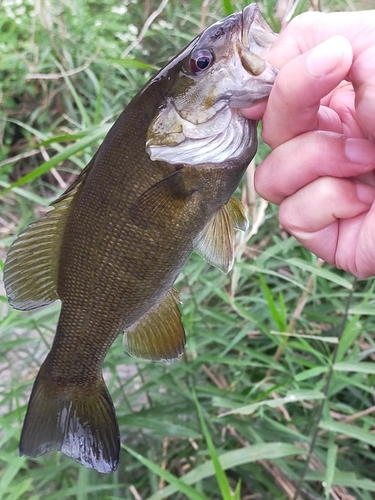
[{"x1": 146, "y1": 3, "x2": 278, "y2": 166}]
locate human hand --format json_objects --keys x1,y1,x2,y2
[{"x1": 242, "y1": 10, "x2": 375, "y2": 278}]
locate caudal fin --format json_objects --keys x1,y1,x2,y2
[{"x1": 20, "y1": 359, "x2": 120, "y2": 473}]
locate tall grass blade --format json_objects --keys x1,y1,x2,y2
[
  {"x1": 324, "y1": 435, "x2": 338, "y2": 499},
  {"x1": 319, "y1": 420, "x2": 375, "y2": 448},
  {"x1": 149, "y1": 443, "x2": 305, "y2": 499},
  {"x1": 286, "y1": 258, "x2": 353, "y2": 289},
  {"x1": 193, "y1": 389, "x2": 233, "y2": 499},
  {"x1": 122, "y1": 444, "x2": 210, "y2": 500},
  {"x1": 2, "y1": 125, "x2": 109, "y2": 192}
]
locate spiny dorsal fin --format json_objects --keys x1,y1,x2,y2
[
  {"x1": 4, "y1": 161, "x2": 93, "y2": 311},
  {"x1": 123, "y1": 289, "x2": 185, "y2": 363},
  {"x1": 193, "y1": 196, "x2": 248, "y2": 274}
]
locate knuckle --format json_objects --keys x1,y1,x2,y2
[{"x1": 278, "y1": 199, "x2": 297, "y2": 232}]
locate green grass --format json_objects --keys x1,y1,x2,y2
[{"x1": 1, "y1": 0, "x2": 375, "y2": 499}]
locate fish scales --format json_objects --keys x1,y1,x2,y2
[{"x1": 4, "y1": 4, "x2": 278, "y2": 473}]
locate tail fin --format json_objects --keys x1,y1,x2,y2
[{"x1": 20, "y1": 359, "x2": 120, "y2": 473}]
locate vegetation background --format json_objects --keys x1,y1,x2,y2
[{"x1": 1, "y1": 0, "x2": 375, "y2": 499}]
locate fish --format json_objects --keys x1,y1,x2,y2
[{"x1": 4, "y1": 4, "x2": 277, "y2": 473}]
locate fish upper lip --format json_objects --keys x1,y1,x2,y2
[
  {"x1": 241, "y1": 9, "x2": 246, "y2": 46},
  {"x1": 241, "y1": 4, "x2": 256, "y2": 48}
]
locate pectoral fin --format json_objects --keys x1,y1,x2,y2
[
  {"x1": 193, "y1": 196, "x2": 248, "y2": 274},
  {"x1": 227, "y1": 195, "x2": 249, "y2": 231},
  {"x1": 123, "y1": 289, "x2": 185, "y2": 363},
  {"x1": 4, "y1": 161, "x2": 92, "y2": 310},
  {"x1": 130, "y1": 171, "x2": 194, "y2": 230}
]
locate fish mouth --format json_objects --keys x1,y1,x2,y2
[
  {"x1": 241, "y1": 4, "x2": 257, "y2": 50},
  {"x1": 241, "y1": 4, "x2": 278, "y2": 54},
  {"x1": 239, "y1": 4, "x2": 278, "y2": 77}
]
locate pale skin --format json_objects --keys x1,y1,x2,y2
[{"x1": 242, "y1": 10, "x2": 375, "y2": 279}]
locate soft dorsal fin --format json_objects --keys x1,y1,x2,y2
[
  {"x1": 123, "y1": 289, "x2": 185, "y2": 363},
  {"x1": 4, "y1": 161, "x2": 93, "y2": 311},
  {"x1": 193, "y1": 196, "x2": 248, "y2": 274}
]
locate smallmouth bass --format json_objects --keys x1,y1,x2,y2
[{"x1": 4, "y1": 4, "x2": 277, "y2": 473}]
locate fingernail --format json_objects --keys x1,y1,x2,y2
[
  {"x1": 345, "y1": 138, "x2": 375, "y2": 165},
  {"x1": 306, "y1": 36, "x2": 350, "y2": 78}
]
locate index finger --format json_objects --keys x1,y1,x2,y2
[
  {"x1": 267, "y1": 10, "x2": 375, "y2": 141},
  {"x1": 267, "y1": 10, "x2": 375, "y2": 69},
  {"x1": 242, "y1": 10, "x2": 375, "y2": 125},
  {"x1": 262, "y1": 36, "x2": 353, "y2": 149}
]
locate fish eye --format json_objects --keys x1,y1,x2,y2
[{"x1": 189, "y1": 49, "x2": 214, "y2": 74}]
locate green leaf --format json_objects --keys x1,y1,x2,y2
[
  {"x1": 122, "y1": 416, "x2": 201, "y2": 439},
  {"x1": 324, "y1": 435, "x2": 338, "y2": 499},
  {"x1": 5, "y1": 477, "x2": 34, "y2": 500},
  {"x1": 319, "y1": 420, "x2": 375, "y2": 448},
  {"x1": 0, "y1": 181, "x2": 52, "y2": 205},
  {"x1": 122, "y1": 444, "x2": 209, "y2": 500},
  {"x1": 336, "y1": 314, "x2": 362, "y2": 362},
  {"x1": 220, "y1": 390, "x2": 325, "y2": 416},
  {"x1": 294, "y1": 366, "x2": 328, "y2": 382},
  {"x1": 193, "y1": 390, "x2": 232, "y2": 499},
  {"x1": 53, "y1": 59, "x2": 91, "y2": 128},
  {"x1": 109, "y1": 58, "x2": 159, "y2": 71},
  {"x1": 222, "y1": 0, "x2": 234, "y2": 16},
  {"x1": 333, "y1": 362, "x2": 375, "y2": 375},
  {"x1": 240, "y1": 263, "x2": 305, "y2": 290},
  {"x1": 305, "y1": 470, "x2": 375, "y2": 492},
  {"x1": 0, "y1": 456, "x2": 27, "y2": 500},
  {"x1": 286, "y1": 258, "x2": 353, "y2": 289},
  {"x1": 259, "y1": 274, "x2": 286, "y2": 331},
  {"x1": 36, "y1": 484, "x2": 123, "y2": 500},
  {"x1": 348, "y1": 306, "x2": 375, "y2": 315},
  {"x1": 148, "y1": 443, "x2": 305, "y2": 500},
  {"x1": 271, "y1": 331, "x2": 338, "y2": 344},
  {"x1": 233, "y1": 481, "x2": 241, "y2": 500},
  {"x1": 1, "y1": 125, "x2": 109, "y2": 192}
]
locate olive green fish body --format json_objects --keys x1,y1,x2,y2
[
  {"x1": 4, "y1": 4, "x2": 277, "y2": 473},
  {"x1": 48, "y1": 39, "x2": 262, "y2": 375}
]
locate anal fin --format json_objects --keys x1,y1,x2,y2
[{"x1": 123, "y1": 289, "x2": 185, "y2": 363}]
